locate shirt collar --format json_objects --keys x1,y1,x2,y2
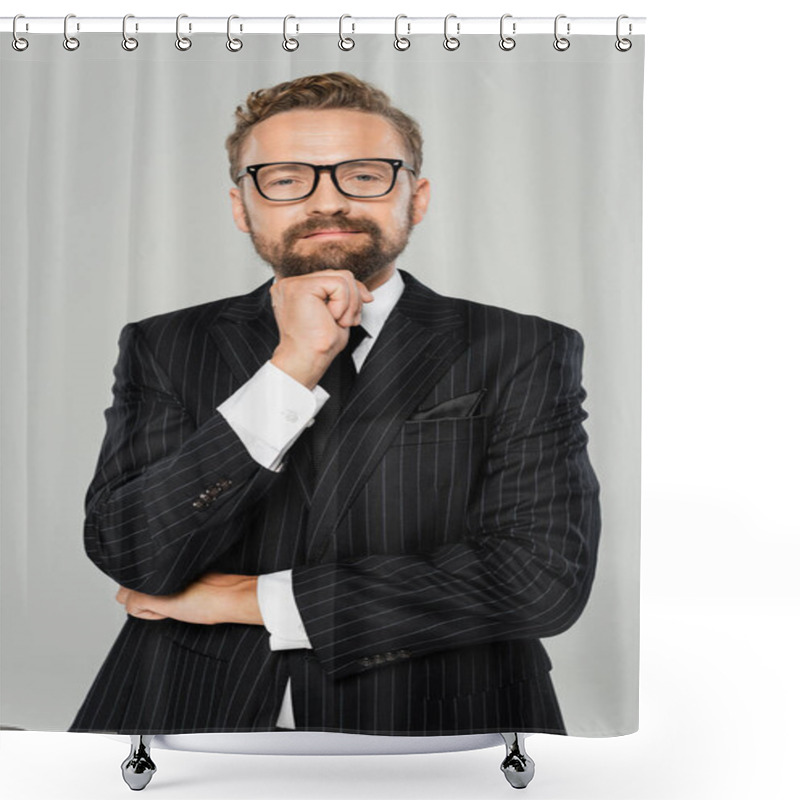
[{"x1": 359, "y1": 268, "x2": 404, "y2": 340}]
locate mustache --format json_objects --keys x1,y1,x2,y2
[{"x1": 285, "y1": 217, "x2": 382, "y2": 242}]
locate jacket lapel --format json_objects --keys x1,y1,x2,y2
[
  {"x1": 304, "y1": 271, "x2": 469, "y2": 563},
  {"x1": 209, "y1": 280, "x2": 279, "y2": 388}
]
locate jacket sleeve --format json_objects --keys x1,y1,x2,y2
[
  {"x1": 292, "y1": 327, "x2": 601, "y2": 681},
  {"x1": 83, "y1": 322, "x2": 281, "y2": 595}
]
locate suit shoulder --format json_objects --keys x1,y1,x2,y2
[
  {"x1": 124, "y1": 282, "x2": 269, "y2": 342},
  {"x1": 399, "y1": 271, "x2": 583, "y2": 356},
  {"x1": 454, "y1": 295, "x2": 584, "y2": 353}
]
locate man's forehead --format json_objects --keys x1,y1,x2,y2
[{"x1": 242, "y1": 108, "x2": 407, "y2": 160}]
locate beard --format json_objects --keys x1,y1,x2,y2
[{"x1": 243, "y1": 202, "x2": 415, "y2": 284}]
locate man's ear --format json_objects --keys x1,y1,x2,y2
[
  {"x1": 230, "y1": 187, "x2": 251, "y2": 233},
  {"x1": 410, "y1": 177, "x2": 431, "y2": 225}
]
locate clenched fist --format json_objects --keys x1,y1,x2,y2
[{"x1": 269, "y1": 269, "x2": 373, "y2": 389}]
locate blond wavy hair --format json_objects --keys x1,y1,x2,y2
[{"x1": 225, "y1": 72, "x2": 424, "y2": 184}]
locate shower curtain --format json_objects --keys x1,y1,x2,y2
[{"x1": 1, "y1": 24, "x2": 643, "y2": 740}]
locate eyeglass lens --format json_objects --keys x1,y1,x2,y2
[{"x1": 256, "y1": 160, "x2": 396, "y2": 200}]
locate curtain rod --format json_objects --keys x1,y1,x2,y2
[{"x1": 1, "y1": 16, "x2": 646, "y2": 36}]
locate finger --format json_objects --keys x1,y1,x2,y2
[
  {"x1": 124, "y1": 589, "x2": 163, "y2": 617},
  {"x1": 357, "y1": 282, "x2": 374, "y2": 304},
  {"x1": 345, "y1": 275, "x2": 367, "y2": 327},
  {"x1": 116, "y1": 587, "x2": 129, "y2": 604},
  {"x1": 128, "y1": 608, "x2": 169, "y2": 621},
  {"x1": 343, "y1": 272, "x2": 363, "y2": 323},
  {"x1": 323, "y1": 272, "x2": 359, "y2": 324},
  {"x1": 341, "y1": 276, "x2": 375, "y2": 323},
  {"x1": 351, "y1": 282, "x2": 374, "y2": 328}
]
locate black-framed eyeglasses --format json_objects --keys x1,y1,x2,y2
[{"x1": 236, "y1": 159, "x2": 416, "y2": 202}]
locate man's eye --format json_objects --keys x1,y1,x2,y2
[
  {"x1": 353, "y1": 173, "x2": 380, "y2": 182},
  {"x1": 268, "y1": 177, "x2": 300, "y2": 187}
]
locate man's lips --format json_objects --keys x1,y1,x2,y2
[{"x1": 301, "y1": 230, "x2": 363, "y2": 239}]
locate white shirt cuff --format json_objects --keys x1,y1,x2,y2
[
  {"x1": 257, "y1": 570, "x2": 312, "y2": 650},
  {"x1": 217, "y1": 360, "x2": 328, "y2": 471}
]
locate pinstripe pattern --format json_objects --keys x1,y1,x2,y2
[{"x1": 70, "y1": 270, "x2": 598, "y2": 736}]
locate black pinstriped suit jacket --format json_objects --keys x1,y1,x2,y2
[{"x1": 70, "y1": 270, "x2": 600, "y2": 736}]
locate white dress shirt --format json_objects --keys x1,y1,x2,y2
[{"x1": 217, "y1": 268, "x2": 405, "y2": 728}]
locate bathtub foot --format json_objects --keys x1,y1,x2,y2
[
  {"x1": 121, "y1": 735, "x2": 156, "y2": 791},
  {"x1": 500, "y1": 732, "x2": 535, "y2": 789}
]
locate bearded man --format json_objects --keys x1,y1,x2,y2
[{"x1": 70, "y1": 72, "x2": 600, "y2": 738}]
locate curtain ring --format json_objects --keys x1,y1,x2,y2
[
  {"x1": 12, "y1": 15, "x2": 29, "y2": 52},
  {"x1": 443, "y1": 14, "x2": 460, "y2": 51},
  {"x1": 226, "y1": 15, "x2": 243, "y2": 51},
  {"x1": 615, "y1": 14, "x2": 632, "y2": 52},
  {"x1": 175, "y1": 14, "x2": 192, "y2": 51},
  {"x1": 394, "y1": 15, "x2": 410, "y2": 51},
  {"x1": 553, "y1": 14, "x2": 570, "y2": 51},
  {"x1": 499, "y1": 14, "x2": 516, "y2": 51},
  {"x1": 122, "y1": 14, "x2": 139, "y2": 51},
  {"x1": 339, "y1": 14, "x2": 355, "y2": 51},
  {"x1": 63, "y1": 13, "x2": 80, "y2": 51},
  {"x1": 282, "y1": 15, "x2": 299, "y2": 51}
]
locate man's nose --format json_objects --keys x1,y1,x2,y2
[{"x1": 304, "y1": 170, "x2": 351, "y2": 214}]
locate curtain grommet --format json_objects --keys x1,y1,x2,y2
[
  {"x1": 394, "y1": 15, "x2": 410, "y2": 51},
  {"x1": 121, "y1": 14, "x2": 139, "y2": 51},
  {"x1": 615, "y1": 15, "x2": 632, "y2": 51},
  {"x1": 282, "y1": 15, "x2": 299, "y2": 51},
  {"x1": 499, "y1": 14, "x2": 516, "y2": 51},
  {"x1": 443, "y1": 14, "x2": 460, "y2": 51},
  {"x1": 553, "y1": 14, "x2": 570, "y2": 52},
  {"x1": 226, "y1": 15, "x2": 243, "y2": 52},
  {"x1": 11, "y1": 15, "x2": 29, "y2": 51},
  {"x1": 175, "y1": 14, "x2": 192, "y2": 51},
  {"x1": 63, "y1": 13, "x2": 80, "y2": 51},
  {"x1": 338, "y1": 14, "x2": 355, "y2": 51}
]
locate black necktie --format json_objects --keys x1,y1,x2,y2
[{"x1": 311, "y1": 325, "x2": 368, "y2": 477}]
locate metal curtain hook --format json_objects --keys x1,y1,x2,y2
[
  {"x1": 339, "y1": 14, "x2": 355, "y2": 50},
  {"x1": 282, "y1": 15, "x2": 299, "y2": 51},
  {"x1": 226, "y1": 15, "x2": 243, "y2": 51},
  {"x1": 443, "y1": 14, "x2": 460, "y2": 51},
  {"x1": 394, "y1": 14, "x2": 410, "y2": 51},
  {"x1": 499, "y1": 14, "x2": 516, "y2": 51},
  {"x1": 12, "y1": 14, "x2": 29, "y2": 51},
  {"x1": 553, "y1": 14, "x2": 570, "y2": 51},
  {"x1": 122, "y1": 14, "x2": 139, "y2": 51},
  {"x1": 63, "y1": 13, "x2": 80, "y2": 51},
  {"x1": 615, "y1": 14, "x2": 632, "y2": 51},
  {"x1": 175, "y1": 14, "x2": 192, "y2": 50}
]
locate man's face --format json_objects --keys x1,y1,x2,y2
[{"x1": 230, "y1": 108, "x2": 430, "y2": 289}]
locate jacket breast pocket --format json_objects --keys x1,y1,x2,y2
[
  {"x1": 407, "y1": 389, "x2": 486, "y2": 422},
  {"x1": 393, "y1": 415, "x2": 489, "y2": 493},
  {"x1": 393, "y1": 414, "x2": 489, "y2": 449},
  {"x1": 368, "y1": 415, "x2": 489, "y2": 550},
  {"x1": 350, "y1": 416, "x2": 488, "y2": 557},
  {"x1": 349, "y1": 416, "x2": 490, "y2": 555}
]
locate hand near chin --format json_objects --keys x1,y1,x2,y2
[{"x1": 269, "y1": 269, "x2": 373, "y2": 389}]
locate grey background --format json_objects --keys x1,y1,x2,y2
[{"x1": 0, "y1": 33, "x2": 643, "y2": 734}]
